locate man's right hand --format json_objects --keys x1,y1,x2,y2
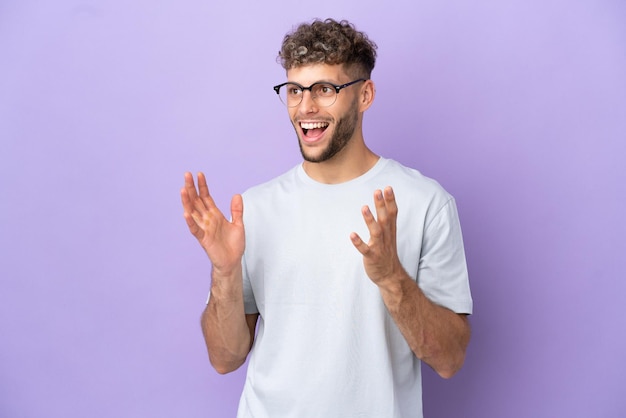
[{"x1": 180, "y1": 172, "x2": 245, "y2": 276}]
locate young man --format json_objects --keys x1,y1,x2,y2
[{"x1": 181, "y1": 18, "x2": 472, "y2": 418}]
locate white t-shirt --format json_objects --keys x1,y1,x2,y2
[{"x1": 236, "y1": 158, "x2": 472, "y2": 418}]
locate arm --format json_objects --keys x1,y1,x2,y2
[
  {"x1": 350, "y1": 187, "x2": 470, "y2": 379},
  {"x1": 375, "y1": 272, "x2": 470, "y2": 379},
  {"x1": 200, "y1": 267, "x2": 258, "y2": 374},
  {"x1": 181, "y1": 172, "x2": 256, "y2": 374}
]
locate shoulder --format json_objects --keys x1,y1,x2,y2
[
  {"x1": 379, "y1": 158, "x2": 453, "y2": 208},
  {"x1": 242, "y1": 166, "x2": 298, "y2": 198},
  {"x1": 242, "y1": 165, "x2": 300, "y2": 200}
]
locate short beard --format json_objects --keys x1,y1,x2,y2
[{"x1": 298, "y1": 100, "x2": 359, "y2": 163}]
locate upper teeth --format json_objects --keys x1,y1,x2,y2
[{"x1": 300, "y1": 122, "x2": 328, "y2": 129}]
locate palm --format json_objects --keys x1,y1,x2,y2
[
  {"x1": 181, "y1": 172, "x2": 245, "y2": 273},
  {"x1": 351, "y1": 187, "x2": 403, "y2": 285},
  {"x1": 196, "y1": 206, "x2": 245, "y2": 270}
]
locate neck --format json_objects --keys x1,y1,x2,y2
[{"x1": 302, "y1": 138, "x2": 379, "y2": 184}]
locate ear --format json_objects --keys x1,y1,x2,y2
[{"x1": 358, "y1": 79, "x2": 376, "y2": 112}]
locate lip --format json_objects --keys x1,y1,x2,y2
[{"x1": 297, "y1": 120, "x2": 330, "y2": 144}]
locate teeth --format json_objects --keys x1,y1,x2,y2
[{"x1": 300, "y1": 122, "x2": 329, "y2": 130}]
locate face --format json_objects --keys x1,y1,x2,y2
[{"x1": 286, "y1": 64, "x2": 362, "y2": 163}]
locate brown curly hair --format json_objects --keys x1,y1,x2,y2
[{"x1": 278, "y1": 18, "x2": 377, "y2": 78}]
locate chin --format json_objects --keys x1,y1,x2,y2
[{"x1": 300, "y1": 146, "x2": 326, "y2": 163}]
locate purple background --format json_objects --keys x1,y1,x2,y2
[{"x1": 1, "y1": 1, "x2": 625, "y2": 417}]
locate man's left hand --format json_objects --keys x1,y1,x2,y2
[{"x1": 350, "y1": 186, "x2": 404, "y2": 286}]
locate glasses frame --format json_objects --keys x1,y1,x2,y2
[{"x1": 272, "y1": 78, "x2": 367, "y2": 107}]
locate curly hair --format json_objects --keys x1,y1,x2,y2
[{"x1": 278, "y1": 18, "x2": 377, "y2": 78}]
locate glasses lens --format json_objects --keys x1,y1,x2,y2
[
  {"x1": 311, "y1": 84, "x2": 337, "y2": 107},
  {"x1": 279, "y1": 83, "x2": 302, "y2": 107}
]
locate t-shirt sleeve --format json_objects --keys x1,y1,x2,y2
[
  {"x1": 417, "y1": 198, "x2": 473, "y2": 314},
  {"x1": 242, "y1": 255, "x2": 259, "y2": 314}
]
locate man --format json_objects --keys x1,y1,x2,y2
[{"x1": 181, "y1": 18, "x2": 472, "y2": 418}]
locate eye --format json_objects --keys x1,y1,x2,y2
[
  {"x1": 317, "y1": 84, "x2": 334, "y2": 96},
  {"x1": 286, "y1": 85, "x2": 302, "y2": 96}
]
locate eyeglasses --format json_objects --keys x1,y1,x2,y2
[{"x1": 273, "y1": 79, "x2": 366, "y2": 108}]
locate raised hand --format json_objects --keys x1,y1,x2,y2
[
  {"x1": 181, "y1": 172, "x2": 245, "y2": 275},
  {"x1": 350, "y1": 186, "x2": 404, "y2": 286}
]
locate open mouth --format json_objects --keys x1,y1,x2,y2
[{"x1": 300, "y1": 121, "x2": 329, "y2": 138}]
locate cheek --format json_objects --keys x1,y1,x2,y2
[{"x1": 289, "y1": 110, "x2": 300, "y2": 124}]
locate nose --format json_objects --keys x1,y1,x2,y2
[{"x1": 297, "y1": 90, "x2": 318, "y2": 114}]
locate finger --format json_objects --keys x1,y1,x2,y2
[
  {"x1": 182, "y1": 184, "x2": 212, "y2": 231},
  {"x1": 361, "y1": 205, "x2": 382, "y2": 241},
  {"x1": 196, "y1": 172, "x2": 210, "y2": 197},
  {"x1": 183, "y1": 210, "x2": 205, "y2": 240},
  {"x1": 383, "y1": 186, "x2": 398, "y2": 238},
  {"x1": 181, "y1": 187, "x2": 194, "y2": 214},
  {"x1": 372, "y1": 189, "x2": 390, "y2": 243},
  {"x1": 181, "y1": 187, "x2": 206, "y2": 223},
  {"x1": 183, "y1": 172, "x2": 199, "y2": 201},
  {"x1": 373, "y1": 188, "x2": 388, "y2": 221},
  {"x1": 230, "y1": 194, "x2": 244, "y2": 226},
  {"x1": 350, "y1": 232, "x2": 371, "y2": 256},
  {"x1": 383, "y1": 186, "x2": 398, "y2": 219},
  {"x1": 382, "y1": 186, "x2": 398, "y2": 237},
  {"x1": 184, "y1": 172, "x2": 211, "y2": 216},
  {"x1": 197, "y1": 172, "x2": 219, "y2": 212}
]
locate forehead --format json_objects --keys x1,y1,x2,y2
[{"x1": 286, "y1": 64, "x2": 350, "y2": 85}]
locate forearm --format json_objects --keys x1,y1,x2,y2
[
  {"x1": 201, "y1": 265, "x2": 252, "y2": 374},
  {"x1": 378, "y1": 271, "x2": 470, "y2": 379}
]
